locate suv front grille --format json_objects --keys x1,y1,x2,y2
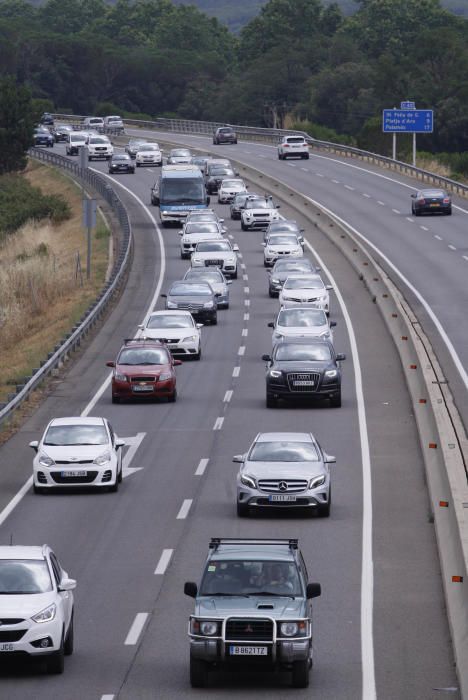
[
  {"x1": 258, "y1": 479, "x2": 308, "y2": 493},
  {"x1": 0, "y1": 630, "x2": 26, "y2": 642},
  {"x1": 226, "y1": 618, "x2": 273, "y2": 641},
  {"x1": 287, "y1": 372, "x2": 320, "y2": 392}
]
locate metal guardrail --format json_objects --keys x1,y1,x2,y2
[
  {"x1": 53, "y1": 113, "x2": 468, "y2": 198},
  {"x1": 0, "y1": 147, "x2": 132, "y2": 428}
]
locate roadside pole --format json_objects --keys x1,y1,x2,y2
[{"x1": 79, "y1": 146, "x2": 97, "y2": 280}]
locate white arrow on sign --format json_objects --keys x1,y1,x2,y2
[{"x1": 121, "y1": 432, "x2": 146, "y2": 479}]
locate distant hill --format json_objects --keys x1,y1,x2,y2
[{"x1": 173, "y1": 0, "x2": 468, "y2": 30}]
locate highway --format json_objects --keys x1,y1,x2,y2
[{"x1": 0, "y1": 139, "x2": 460, "y2": 699}]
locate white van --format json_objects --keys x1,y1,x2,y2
[
  {"x1": 83, "y1": 116, "x2": 104, "y2": 130},
  {"x1": 103, "y1": 115, "x2": 124, "y2": 131},
  {"x1": 66, "y1": 131, "x2": 87, "y2": 155}
]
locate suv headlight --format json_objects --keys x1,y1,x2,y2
[
  {"x1": 38, "y1": 453, "x2": 54, "y2": 467},
  {"x1": 94, "y1": 451, "x2": 111, "y2": 466},
  {"x1": 324, "y1": 369, "x2": 337, "y2": 378},
  {"x1": 32, "y1": 603, "x2": 56, "y2": 624},
  {"x1": 167, "y1": 301, "x2": 177, "y2": 309},
  {"x1": 280, "y1": 622, "x2": 298, "y2": 637},
  {"x1": 241, "y1": 474, "x2": 256, "y2": 489},
  {"x1": 309, "y1": 475, "x2": 326, "y2": 489},
  {"x1": 203, "y1": 301, "x2": 214, "y2": 308},
  {"x1": 269, "y1": 370, "x2": 282, "y2": 378},
  {"x1": 200, "y1": 620, "x2": 219, "y2": 636}
]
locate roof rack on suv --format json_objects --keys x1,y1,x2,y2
[{"x1": 209, "y1": 538, "x2": 298, "y2": 550}]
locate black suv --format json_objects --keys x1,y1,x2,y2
[
  {"x1": 213, "y1": 126, "x2": 237, "y2": 145},
  {"x1": 262, "y1": 338, "x2": 345, "y2": 407}
]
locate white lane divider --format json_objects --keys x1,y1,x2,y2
[
  {"x1": 392, "y1": 208, "x2": 400, "y2": 214},
  {"x1": 377, "y1": 201, "x2": 385, "y2": 206},
  {"x1": 448, "y1": 244, "x2": 457, "y2": 251},
  {"x1": 316, "y1": 172, "x2": 324, "y2": 177},
  {"x1": 233, "y1": 366, "x2": 240, "y2": 377},
  {"x1": 406, "y1": 217, "x2": 414, "y2": 222},
  {"x1": 332, "y1": 179, "x2": 340, "y2": 184},
  {"x1": 121, "y1": 433, "x2": 146, "y2": 479},
  {"x1": 195, "y1": 458, "x2": 209, "y2": 476},
  {"x1": 238, "y1": 346, "x2": 246, "y2": 356},
  {"x1": 241, "y1": 263, "x2": 246, "y2": 270},
  {"x1": 224, "y1": 390, "x2": 233, "y2": 403},
  {"x1": 420, "y1": 226, "x2": 428, "y2": 231},
  {"x1": 228, "y1": 234, "x2": 234, "y2": 239},
  {"x1": 345, "y1": 185, "x2": 355, "y2": 191},
  {"x1": 362, "y1": 193, "x2": 371, "y2": 198},
  {"x1": 101, "y1": 695, "x2": 114, "y2": 700},
  {"x1": 244, "y1": 299, "x2": 250, "y2": 306},
  {"x1": 434, "y1": 234, "x2": 443, "y2": 240},
  {"x1": 463, "y1": 255, "x2": 468, "y2": 262},
  {"x1": 125, "y1": 613, "x2": 149, "y2": 645},
  {"x1": 154, "y1": 549, "x2": 173, "y2": 575},
  {"x1": 244, "y1": 313, "x2": 250, "y2": 321},
  {"x1": 244, "y1": 287, "x2": 250, "y2": 294},
  {"x1": 301, "y1": 167, "x2": 309, "y2": 172},
  {"x1": 177, "y1": 499, "x2": 192, "y2": 519},
  {"x1": 213, "y1": 417, "x2": 224, "y2": 430},
  {"x1": 242, "y1": 328, "x2": 248, "y2": 337},
  {"x1": 243, "y1": 274, "x2": 248, "y2": 281}
]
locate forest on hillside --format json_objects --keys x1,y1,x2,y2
[{"x1": 1, "y1": 0, "x2": 468, "y2": 154}]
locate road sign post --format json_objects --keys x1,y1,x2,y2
[
  {"x1": 82, "y1": 198, "x2": 97, "y2": 280},
  {"x1": 382, "y1": 106, "x2": 433, "y2": 166}
]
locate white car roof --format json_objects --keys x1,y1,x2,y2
[
  {"x1": 0, "y1": 546, "x2": 46, "y2": 560},
  {"x1": 284, "y1": 274, "x2": 322, "y2": 282},
  {"x1": 139, "y1": 142, "x2": 159, "y2": 148},
  {"x1": 256, "y1": 432, "x2": 312, "y2": 443},
  {"x1": 148, "y1": 310, "x2": 193, "y2": 318},
  {"x1": 48, "y1": 416, "x2": 106, "y2": 426}
]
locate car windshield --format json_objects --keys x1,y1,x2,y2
[
  {"x1": 222, "y1": 180, "x2": 242, "y2": 188},
  {"x1": 269, "y1": 222, "x2": 299, "y2": 233},
  {"x1": 171, "y1": 150, "x2": 190, "y2": 157},
  {"x1": 274, "y1": 261, "x2": 313, "y2": 273},
  {"x1": 422, "y1": 190, "x2": 445, "y2": 198},
  {"x1": 246, "y1": 199, "x2": 270, "y2": 209},
  {"x1": 268, "y1": 235, "x2": 298, "y2": 246},
  {"x1": 234, "y1": 193, "x2": 250, "y2": 203},
  {"x1": 278, "y1": 309, "x2": 326, "y2": 327},
  {"x1": 130, "y1": 140, "x2": 145, "y2": 146},
  {"x1": 185, "y1": 270, "x2": 223, "y2": 283},
  {"x1": 275, "y1": 344, "x2": 331, "y2": 361},
  {"x1": 147, "y1": 315, "x2": 192, "y2": 329},
  {"x1": 161, "y1": 179, "x2": 204, "y2": 203},
  {"x1": 249, "y1": 440, "x2": 318, "y2": 462},
  {"x1": 197, "y1": 241, "x2": 230, "y2": 252},
  {"x1": 170, "y1": 284, "x2": 211, "y2": 296},
  {"x1": 199, "y1": 560, "x2": 302, "y2": 597},
  {"x1": 0, "y1": 560, "x2": 53, "y2": 594},
  {"x1": 185, "y1": 223, "x2": 219, "y2": 235},
  {"x1": 113, "y1": 155, "x2": 130, "y2": 161},
  {"x1": 210, "y1": 168, "x2": 233, "y2": 176},
  {"x1": 89, "y1": 137, "x2": 108, "y2": 144},
  {"x1": 70, "y1": 134, "x2": 85, "y2": 142},
  {"x1": 284, "y1": 278, "x2": 324, "y2": 290},
  {"x1": 286, "y1": 137, "x2": 305, "y2": 144},
  {"x1": 44, "y1": 424, "x2": 108, "y2": 446},
  {"x1": 139, "y1": 144, "x2": 159, "y2": 151},
  {"x1": 118, "y1": 348, "x2": 169, "y2": 365}
]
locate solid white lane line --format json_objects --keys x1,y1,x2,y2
[
  {"x1": 243, "y1": 274, "x2": 248, "y2": 281},
  {"x1": 392, "y1": 208, "x2": 400, "y2": 214},
  {"x1": 434, "y1": 234, "x2": 443, "y2": 240},
  {"x1": 154, "y1": 549, "x2": 173, "y2": 575},
  {"x1": 238, "y1": 346, "x2": 246, "y2": 356},
  {"x1": 195, "y1": 458, "x2": 209, "y2": 476},
  {"x1": 125, "y1": 613, "x2": 149, "y2": 645},
  {"x1": 345, "y1": 185, "x2": 355, "y2": 190},
  {"x1": 302, "y1": 234, "x2": 376, "y2": 699},
  {"x1": 213, "y1": 417, "x2": 224, "y2": 430},
  {"x1": 244, "y1": 313, "x2": 250, "y2": 321},
  {"x1": 362, "y1": 193, "x2": 371, "y2": 198},
  {"x1": 287, "y1": 163, "x2": 296, "y2": 167},
  {"x1": 0, "y1": 477, "x2": 33, "y2": 528},
  {"x1": 176, "y1": 499, "x2": 192, "y2": 519},
  {"x1": 377, "y1": 201, "x2": 385, "y2": 206},
  {"x1": 448, "y1": 244, "x2": 457, "y2": 251},
  {"x1": 242, "y1": 328, "x2": 248, "y2": 337},
  {"x1": 224, "y1": 390, "x2": 233, "y2": 403},
  {"x1": 420, "y1": 226, "x2": 429, "y2": 231},
  {"x1": 244, "y1": 287, "x2": 250, "y2": 294},
  {"x1": 233, "y1": 366, "x2": 240, "y2": 377}
]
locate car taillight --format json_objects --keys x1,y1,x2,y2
[
  {"x1": 418, "y1": 198, "x2": 425, "y2": 204},
  {"x1": 283, "y1": 144, "x2": 289, "y2": 147},
  {"x1": 443, "y1": 198, "x2": 450, "y2": 204}
]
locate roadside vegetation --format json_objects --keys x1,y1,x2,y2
[{"x1": 0, "y1": 162, "x2": 109, "y2": 403}]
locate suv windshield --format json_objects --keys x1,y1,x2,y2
[
  {"x1": 278, "y1": 309, "x2": 326, "y2": 327},
  {"x1": 199, "y1": 560, "x2": 302, "y2": 597},
  {"x1": 170, "y1": 283, "x2": 211, "y2": 296},
  {"x1": 249, "y1": 441, "x2": 318, "y2": 462},
  {"x1": 0, "y1": 560, "x2": 53, "y2": 594},
  {"x1": 246, "y1": 199, "x2": 271, "y2": 209},
  {"x1": 275, "y1": 344, "x2": 331, "y2": 362},
  {"x1": 197, "y1": 242, "x2": 230, "y2": 252},
  {"x1": 185, "y1": 223, "x2": 219, "y2": 235}
]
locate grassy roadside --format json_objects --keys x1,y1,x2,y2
[{"x1": 0, "y1": 160, "x2": 110, "y2": 404}]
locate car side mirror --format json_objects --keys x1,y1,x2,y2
[
  {"x1": 235, "y1": 172, "x2": 240, "y2": 177},
  {"x1": 330, "y1": 321, "x2": 336, "y2": 327},
  {"x1": 232, "y1": 454, "x2": 244, "y2": 463},
  {"x1": 261, "y1": 354, "x2": 271, "y2": 361},
  {"x1": 178, "y1": 230, "x2": 183, "y2": 235},
  {"x1": 324, "y1": 454, "x2": 336, "y2": 463},
  {"x1": 306, "y1": 583, "x2": 321, "y2": 599},
  {"x1": 196, "y1": 323, "x2": 203, "y2": 328},
  {"x1": 59, "y1": 577, "x2": 77, "y2": 592},
  {"x1": 410, "y1": 193, "x2": 416, "y2": 198},
  {"x1": 300, "y1": 229, "x2": 305, "y2": 233},
  {"x1": 106, "y1": 361, "x2": 115, "y2": 368},
  {"x1": 215, "y1": 292, "x2": 222, "y2": 297},
  {"x1": 219, "y1": 219, "x2": 224, "y2": 223},
  {"x1": 335, "y1": 353, "x2": 346, "y2": 361},
  {"x1": 315, "y1": 267, "x2": 321, "y2": 272},
  {"x1": 233, "y1": 244, "x2": 239, "y2": 251},
  {"x1": 262, "y1": 242, "x2": 266, "y2": 247},
  {"x1": 267, "y1": 322, "x2": 274, "y2": 328},
  {"x1": 226, "y1": 280, "x2": 232, "y2": 285},
  {"x1": 161, "y1": 293, "x2": 167, "y2": 298},
  {"x1": 325, "y1": 285, "x2": 333, "y2": 291},
  {"x1": 29, "y1": 440, "x2": 39, "y2": 452},
  {"x1": 174, "y1": 359, "x2": 183, "y2": 366},
  {"x1": 276, "y1": 205, "x2": 281, "y2": 209},
  {"x1": 115, "y1": 439, "x2": 125, "y2": 449},
  {"x1": 184, "y1": 581, "x2": 198, "y2": 598},
  {"x1": 138, "y1": 324, "x2": 144, "y2": 330}
]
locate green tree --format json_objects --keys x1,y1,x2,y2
[{"x1": 0, "y1": 76, "x2": 35, "y2": 174}]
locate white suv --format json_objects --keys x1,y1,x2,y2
[
  {"x1": 103, "y1": 115, "x2": 124, "y2": 131},
  {"x1": 87, "y1": 135, "x2": 113, "y2": 161},
  {"x1": 83, "y1": 116, "x2": 104, "y2": 130},
  {"x1": 0, "y1": 545, "x2": 75, "y2": 673},
  {"x1": 278, "y1": 135, "x2": 309, "y2": 160},
  {"x1": 241, "y1": 196, "x2": 280, "y2": 230}
]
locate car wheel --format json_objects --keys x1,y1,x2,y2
[
  {"x1": 241, "y1": 222, "x2": 247, "y2": 231},
  {"x1": 318, "y1": 490, "x2": 331, "y2": 518},
  {"x1": 167, "y1": 389, "x2": 177, "y2": 403},
  {"x1": 330, "y1": 391, "x2": 341, "y2": 408},
  {"x1": 268, "y1": 288, "x2": 276, "y2": 298},
  {"x1": 211, "y1": 314, "x2": 218, "y2": 325},
  {"x1": 136, "y1": 163, "x2": 140, "y2": 167},
  {"x1": 232, "y1": 268, "x2": 238, "y2": 280},
  {"x1": 108, "y1": 475, "x2": 119, "y2": 492},
  {"x1": 414, "y1": 208, "x2": 420, "y2": 216},
  {"x1": 237, "y1": 502, "x2": 249, "y2": 518},
  {"x1": 446, "y1": 208, "x2": 452, "y2": 215},
  {"x1": 234, "y1": 139, "x2": 238, "y2": 144},
  {"x1": 112, "y1": 395, "x2": 120, "y2": 404},
  {"x1": 291, "y1": 660, "x2": 309, "y2": 688},
  {"x1": 64, "y1": 614, "x2": 74, "y2": 656},
  {"x1": 33, "y1": 484, "x2": 46, "y2": 495},
  {"x1": 47, "y1": 637, "x2": 65, "y2": 675},
  {"x1": 194, "y1": 347, "x2": 201, "y2": 361},
  {"x1": 190, "y1": 655, "x2": 208, "y2": 688},
  {"x1": 266, "y1": 392, "x2": 277, "y2": 408},
  {"x1": 118, "y1": 463, "x2": 123, "y2": 483}
]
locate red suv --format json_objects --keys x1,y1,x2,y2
[{"x1": 107, "y1": 339, "x2": 181, "y2": 403}]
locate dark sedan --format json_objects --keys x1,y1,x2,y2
[
  {"x1": 33, "y1": 127, "x2": 54, "y2": 147},
  {"x1": 268, "y1": 258, "x2": 319, "y2": 297},
  {"x1": 205, "y1": 166, "x2": 237, "y2": 194},
  {"x1": 162, "y1": 281, "x2": 217, "y2": 324},
  {"x1": 108, "y1": 154, "x2": 135, "y2": 174},
  {"x1": 262, "y1": 339, "x2": 345, "y2": 408},
  {"x1": 53, "y1": 124, "x2": 73, "y2": 142},
  {"x1": 40, "y1": 112, "x2": 54, "y2": 125},
  {"x1": 411, "y1": 189, "x2": 452, "y2": 216},
  {"x1": 213, "y1": 126, "x2": 238, "y2": 145},
  {"x1": 264, "y1": 219, "x2": 305, "y2": 246}
]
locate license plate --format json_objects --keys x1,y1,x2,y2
[
  {"x1": 0, "y1": 643, "x2": 14, "y2": 652},
  {"x1": 293, "y1": 380, "x2": 314, "y2": 386},
  {"x1": 61, "y1": 470, "x2": 86, "y2": 477},
  {"x1": 269, "y1": 494, "x2": 297, "y2": 502},
  {"x1": 429, "y1": 203, "x2": 440, "y2": 207},
  {"x1": 133, "y1": 385, "x2": 153, "y2": 392},
  {"x1": 229, "y1": 646, "x2": 268, "y2": 656},
  {"x1": 205, "y1": 260, "x2": 222, "y2": 266}
]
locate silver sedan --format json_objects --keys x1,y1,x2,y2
[{"x1": 183, "y1": 268, "x2": 232, "y2": 309}]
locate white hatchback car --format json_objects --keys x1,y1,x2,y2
[
  {"x1": 268, "y1": 307, "x2": 336, "y2": 344},
  {"x1": 279, "y1": 274, "x2": 332, "y2": 314},
  {"x1": 0, "y1": 545, "x2": 75, "y2": 673},
  {"x1": 138, "y1": 310, "x2": 202, "y2": 360},
  {"x1": 136, "y1": 143, "x2": 162, "y2": 167},
  {"x1": 30, "y1": 417, "x2": 124, "y2": 493},
  {"x1": 278, "y1": 135, "x2": 309, "y2": 160},
  {"x1": 217, "y1": 178, "x2": 247, "y2": 203},
  {"x1": 263, "y1": 233, "x2": 303, "y2": 267}
]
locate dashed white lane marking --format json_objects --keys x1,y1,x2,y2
[
  {"x1": 195, "y1": 458, "x2": 209, "y2": 476},
  {"x1": 377, "y1": 201, "x2": 385, "y2": 206},
  {"x1": 316, "y1": 172, "x2": 324, "y2": 177},
  {"x1": 345, "y1": 185, "x2": 355, "y2": 190},
  {"x1": 259, "y1": 154, "x2": 267, "y2": 158},
  {"x1": 101, "y1": 695, "x2": 115, "y2": 700},
  {"x1": 448, "y1": 244, "x2": 457, "y2": 251},
  {"x1": 238, "y1": 346, "x2": 246, "y2": 356},
  {"x1": 154, "y1": 549, "x2": 173, "y2": 575},
  {"x1": 244, "y1": 286, "x2": 250, "y2": 294},
  {"x1": 434, "y1": 234, "x2": 443, "y2": 240},
  {"x1": 244, "y1": 299, "x2": 250, "y2": 306},
  {"x1": 242, "y1": 328, "x2": 248, "y2": 337},
  {"x1": 287, "y1": 163, "x2": 296, "y2": 167},
  {"x1": 392, "y1": 208, "x2": 400, "y2": 214},
  {"x1": 244, "y1": 313, "x2": 250, "y2": 321},
  {"x1": 224, "y1": 390, "x2": 233, "y2": 403},
  {"x1": 228, "y1": 234, "x2": 233, "y2": 239},
  {"x1": 332, "y1": 179, "x2": 340, "y2": 184},
  {"x1": 237, "y1": 252, "x2": 243, "y2": 259},
  {"x1": 363, "y1": 193, "x2": 371, "y2": 198},
  {"x1": 301, "y1": 167, "x2": 309, "y2": 172},
  {"x1": 406, "y1": 217, "x2": 414, "y2": 223},
  {"x1": 125, "y1": 613, "x2": 149, "y2": 645},
  {"x1": 463, "y1": 255, "x2": 468, "y2": 262},
  {"x1": 233, "y1": 366, "x2": 240, "y2": 377},
  {"x1": 176, "y1": 499, "x2": 193, "y2": 519},
  {"x1": 420, "y1": 226, "x2": 429, "y2": 231},
  {"x1": 241, "y1": 263, "x2": 246, "y2": 270},
  {"x1": 213, "y1": 416, "x2": 224, "y2": 430},
  {"x1": 243, "y1": 274, "x2": 248, "y2": 280}
]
